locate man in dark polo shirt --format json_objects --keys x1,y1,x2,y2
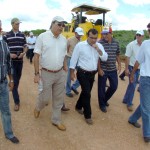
[
  {"x1": 3, "y1": 18, "x2": 27, "y2": 111},
  {"x1": 98, "y1": 27, "x2": 121, "y2": 113}
]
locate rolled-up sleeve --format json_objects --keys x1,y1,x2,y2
[
  {"x1": 98, "y1": 43, "x2": 108, "y2": 61},
  {"x1": 34, "y1": 34, "x2": 43, "y2": 55}
]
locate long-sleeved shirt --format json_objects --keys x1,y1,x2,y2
[
  {"x1": 70, "y1": 40, "x2": 108, "y2": 71},
  {"x1": 0, "y1": 39, "x2": 13, "y2": 82},
  {"x1": 3, "y1": 30, "x2": 27, "y2": 61}
]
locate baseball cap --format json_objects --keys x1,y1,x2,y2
[
  {"x1": 29, "y1": 32, "x2": 34, "y2": 36},
  {"x1": 75, "y1": 27, "x2": 84, "y2": 35},
  {"x1": 101, "y1": 26, "x2": 112, "y2": 34},
  {"x1": 52, "y1": 16, "x2": 64, "y2": 22},
  {"x1": 136, "y1": 30, "x2": 144, "y2": 36},
  {"x1": 11, "y1": 18, "x2": 21, "y2": 24}
]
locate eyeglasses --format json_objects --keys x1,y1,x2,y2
[
  {"x1": 89, "y1": 37, "x2": 97, "y2": 40},
  {"x1": 56, "y1": 22, "x2": 65, "y2": 27},
  {"x1": 136, "y1": 34, "x2": 141, "y2": 37}
]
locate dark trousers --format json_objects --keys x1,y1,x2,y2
[
  {"x1": 12, "y1": 61, "x2": 23, "y2": 104},
  {"x1": 76, "y1": 68, "x2": 95, "y2": 119},
  {"x1": 119, "y1": 70, "x2": 125, "y2": 79},
  {"x1": 29, "y1": 49, "x2": 34, "y2": 63},
  {"x1": 98, "y1": 70, "x2": 118, "y2": 108}
]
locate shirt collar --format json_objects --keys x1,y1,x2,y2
[{"x1": 49, "y1": 30, "x2": 60, "y2": 39}]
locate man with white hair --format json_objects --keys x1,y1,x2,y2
[
  {"x1": 122, "y1": 30, "x2": 144, "y2": 111},
  {"x1": 33, "y1": 16, "x2": 67, "y2": 131}
]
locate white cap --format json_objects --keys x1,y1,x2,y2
[
  {"x1": 75, "y1": 27, "x2": 84, "y2": 35},
  {"x1": 136, "y1": 30, "x2": 144, "y2": 36},
  {"x1": 29, "y1": 32, "x2": 33, "y2": 36},
  {"x1": 52, "y1": 16, "x2": 64, "y2": 22}
]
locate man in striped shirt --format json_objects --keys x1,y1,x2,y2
[
  {"x1": 98, "y1": 27, "x2": 121, "y2": 113},
  {"x1": 3, "y1": 18, "x2": 27, "y2": 111},
  {"x1": 0, "y1": 19, "x2": 19, "y2": 144}
]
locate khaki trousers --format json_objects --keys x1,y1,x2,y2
[{"x1": 36, "y1": 69, "x2": 65, "y2": 124}]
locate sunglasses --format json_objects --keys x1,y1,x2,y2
[
  {"x1": 56, "y1": 22, "x2": 65, "y2": 27},
  {"x1": 136, "y1": 34, "x2": 141, "y2": 37}
]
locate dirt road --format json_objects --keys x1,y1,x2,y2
[{"x1": 0, "y1": 58, "x2": 149, "y2": 150}]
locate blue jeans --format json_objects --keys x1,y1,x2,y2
[
  {"x1": 0, "y1": 79, "x2": 14, "y2": 138},
  {"x1": 98, "y1": 70, "x2": 118, "y2": 108},
  {"x1": 12, "y1": 61, "x2": 23, "y2": 104},
  {"x1": 123, "y1": 65, "x2": 139, "y2": 106},
  {"x1": 66, "y1": 57, "x2": 80, "y2": 94},
  {"x1": 129, "y1": 76, "x2": 150, "y2": 138}
]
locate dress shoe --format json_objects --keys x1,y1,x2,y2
[
  {"x1": 34, "y1": 108, "x2": 40, "y2": 118},
  {"x1": 6, "y1": 136, "x2": 19, "y2": 144},
  {"x1": 100, "y1": 107, "x2": 107, "y2": 113},
  {"x1": 128, "y1": 121, "x2": 141, "y2": 128},
  {"x1": 14, "y1": 104, "x2": 20, "y2": 111},
  {"x1": 144, "y1": 137, "x2": 150, "y2": 143},
  {"x1": 52, "y1": 123, "x2": 66, "y2": 131},
  {"x1": 106, "y1": 102, "x2": 109, "y2": 107},
  {"x1": 71, "y1": 87, "x2": 79, "y2": 95},
  {"x1": 119, "y1": 76, "x2": 125, "y2": 81},
  {"x1": 85, "y1": 118, "x2": 93, "y2": 125},
  {"x1": 61, "y1": 106, "x2": 70, "y2": 111},
  {"x1": 75, "y1": 107, "x2": 83, "y2": 115},
  {"x1": 66, "y1": 93, "x2": 73, "y2": 97},
  {"x1": 127, "y1": 105, "x2": 133, "y2": 111}
]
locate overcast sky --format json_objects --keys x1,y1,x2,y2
[{"x1": 0, "y1": 0, "x2": 149, "y2": 31}]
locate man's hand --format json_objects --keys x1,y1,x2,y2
[
  {"x1": 98, "y1": 69, "x2": 104, "y2": 76},
  {"x1": 70, "y1": 72, "x2": 75, "y2": 81},
  {"x1": 125, "y1": 68, "x2": 130, "y2": 76},
  {"x1": 117, "y1": 65, "x2": 121, "y2": 74},
  {"x1": 8, "y1": 81, "x2": 14, "y2": 91},
  {"x1": 92, "y1": 44, "x2": 99, "y2": 50},
  {"x1": 10, "y1": 53, "x2": 18, "y2": 59},
  {"x1": 130, "y1": 73, "x2": 134, "y2": 83},
  {"x1": 18, "y1": 52, "x2": 25, "y2": 59}
]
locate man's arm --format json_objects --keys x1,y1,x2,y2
[
  {"x1": 34, "y1": 53, "x2": 40, "y2": 83},
  {"x1": 116, "y1": 54, "x2": 121, "y2": 74},
  {"x1": 63, "y1": 55, "x2": 68, "y2": 72},
  {"x1": 130, "y1": 61, "x2": 139, "y2": 83}
]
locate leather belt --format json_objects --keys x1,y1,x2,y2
[
  {"x1": 42, "y1": 67, "x2": 63, "y2": 73},
  {"x1": 78, "y1": 67, "x2": 97, "y2": 74}
]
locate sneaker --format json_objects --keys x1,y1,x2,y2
[
  {"x1": 6, "y1": 136, "x2": 19, "y2": 144},
  {"x1": 71, "y1": 87, "x2": 79, "y2": 95},
  {"x1": 66, "y1": 93, "x2": 73, "y2": 97},
  {"x1": 75, "y1": 107, "x2": 83, "y2": 115},
  {"x1": 85, "y1": 118, "x2": 93, "y2": 125}
]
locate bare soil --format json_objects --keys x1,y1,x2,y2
[{"x1": 0, "y1": 58, "x2": 150, "y2": 150}]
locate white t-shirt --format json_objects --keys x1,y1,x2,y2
[
  {"x1": 136, "y1": 39, "x2": 150, "y2": 77},
  {"x1": 27, "y1": 36, "x2": 36, "y2": 49},
  {"x1": 34, "y1": 30, "x2": 67, "y2": 70}
]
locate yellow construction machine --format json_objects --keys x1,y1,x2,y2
[{"x1": 62, "y1": 3, "x2": 110, "y2": 40}]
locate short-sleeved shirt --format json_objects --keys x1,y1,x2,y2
[
  {"x1": 136, "y1": 40, "x2": 150, "y2": 77},
  {"x1": 34, "y1": 30, "x2": 67, "y2": 70},
  {"x1": 67, "y1": 36, "x2": 80, "y2": 57},
  {"x1": 98, "y1": 38, "x2": 120, "y2": 71},
  {"x1": 125, "y1": 40, "x2": 141, "y2": 67}
]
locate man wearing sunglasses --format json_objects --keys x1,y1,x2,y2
[
  {"x1": 33, "y1": 16, "x2": 67, "y2": 131},
  {"x1": 122, "y1": 30, "x2": 144, "y2": 112},
  {"x1": 128, "y1": 23, "x2": 150, "y2": 143}
]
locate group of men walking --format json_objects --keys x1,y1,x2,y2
[{"x1": 0, "y1": 15, "x2": 150, "y2": 144}]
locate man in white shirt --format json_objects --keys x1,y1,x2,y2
[
  {"x1": 122, "y1": 30, "x2": 144, "y2": 111},
  {"x1": 70, "y1": 28, "x2": 108, "y2": 125},
  {"x1": 33, "y1": 16, "x2": 67, "y2": 131},
  {"x1": 27, "y1": 32, "x2": 36, "y2": 64},
  {"x1": 128, "y1": 23, "x2": 150, "y2": 143}
]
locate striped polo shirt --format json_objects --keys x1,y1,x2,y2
[
  {"x1": 99, "y1": 38, "x2": 120, "y2": 71},
  {"x1": 0, "y1": 39, "x2": 13, "y2": 82},
  {"x1": 3, "y1": 30, "x2": 27, "y2": 61}
]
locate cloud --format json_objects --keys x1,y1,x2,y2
[{"x1": 122, "y1": 0, "x2": 150, "y2": 6}]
